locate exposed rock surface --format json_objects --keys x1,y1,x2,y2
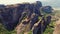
[
  {"x1": 0, "y1": 1, "x2": 53, "y2": 34},
  {"x1": 53, "y1": 19, "x2": 60, "y2": 34}
]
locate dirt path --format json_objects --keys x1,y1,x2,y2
[{"x1": 53, "y1": 18, "x2": 60, "y2": 34}]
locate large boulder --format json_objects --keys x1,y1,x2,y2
[
  {"x1": 35, "y1": 1, "x2": 42, "y2": 9},
  {"x1": 41, "y1": 6, "x2": 53, "y2": 13}
]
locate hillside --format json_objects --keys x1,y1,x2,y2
[
  {"x1": 0, "y1": 1, "x2": 60, "y2": 34},
  {"x1": 0, "y1": 9, "x2": 60, "y2": 34}
]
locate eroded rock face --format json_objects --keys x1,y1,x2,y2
[
  {"x1": 33, "y1": 16, "x2": 51, "y2": 34},
  {"x1": 0, "y1": 1, "x2": 42, "y2": 31},
  {"x1": 0, "y1": 1, "x2": 52, "y2": 34}
]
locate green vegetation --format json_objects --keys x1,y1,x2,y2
[
  {"x1": 0, "y1": 24, "x2": 16, "y2": 34},
  {"x1": 44, "y1": 20, "x2": 55, "y2": 34}
]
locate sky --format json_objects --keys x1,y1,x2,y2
[{"x1": 0, "y1": 0, "x2": 60, "y2": 9}]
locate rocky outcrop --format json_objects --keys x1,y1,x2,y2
[{"x1": 0, "y1": 1, "x2": 53, "y2": 34}]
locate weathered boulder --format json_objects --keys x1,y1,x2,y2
[{"x1": 41, "y1": 6, "x2": 53, "y2": 13}]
